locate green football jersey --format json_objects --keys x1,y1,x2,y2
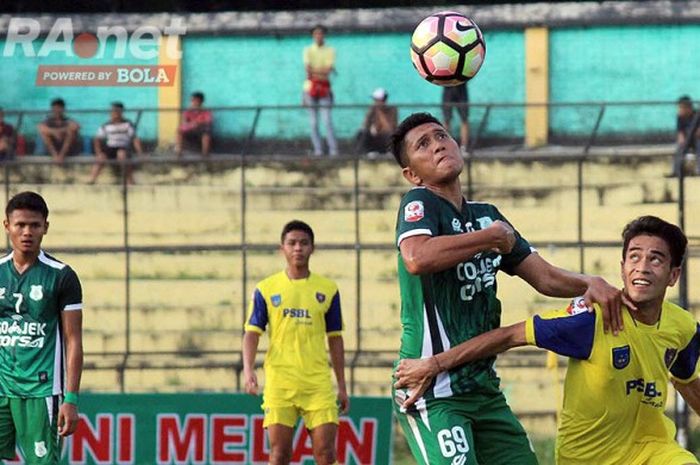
[
  {"x1": 396, "y1": 187, "x2": 532, "y2": 398},
  {"x1": 0, "y1": 250, "x2": 82, "y2": 398}
]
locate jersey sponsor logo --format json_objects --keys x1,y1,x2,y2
[
  {"x1": 282, "y1": 308, "x2": 311, "y2": 319},
  {"x1": 566, "y1": 296, "x2": 590, "y2": 315},
  {"x1": 451, "y1": 218, "x2": 463, "y2": 232},
  {"x1": 316, "y1": 292, "x2": 326, "y2": 303},
  {"x1": 0, "y1": 320, "x2": 47, "y2": 348},
  {"x1": 475, "y1": 216, "x2": 493, "y2": 229},
  {"x1": 404, "y1": 200, "x2": 424, "y2": 222},
  {"x1": 34, "y1": 441, "x2": 47, "y2": 458},
  {"x1": 29, "y1": 285, "x2": 43, "y2": 301},
  {"x1": 612, "y1": 345, "x2": 630, "y2": 369},
  {"x1": 455, "y1": 255, "x2": 500, "y2": 301},
  {"x1": 271, "y1": 294, "x2": 281, "y2": 307},
  {"x1": 664, "y1": 348, "x2": 678, "y2": 368}
]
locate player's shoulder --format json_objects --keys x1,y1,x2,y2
[
  {"x1": 38, "y1": 251, "x2": 68, "y2": 271},
  {"x1": 662, "y1": 300, "x2": 697, "y2": 332},
  {"x1": 399, "y1": 186, "x2": 441, "y2": 207},
  {"x1": 255, "y1": 271, "x2": 287, "y2": 293},
  {"x1": 308, "y1": 273, "x2": 338, "y2": 293}
]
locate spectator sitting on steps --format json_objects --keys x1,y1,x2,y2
[
  {"x1": 37, "y1": 98, "x2": 81, "y2": 164},
  {"x1": 175, "y1": 91, "x2": 212, "y2": 158}
]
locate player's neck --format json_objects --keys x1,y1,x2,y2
[
  {"x1": 12, "y1": 249, "x2": 39, "y2": 274},
  {"x1": 286, "y1": 266, "x2": 310, "y2": 280},
  {"x1": 425, "y1": 180, "x2": 464, "y2": 210},
  {"x1": 631, "y1": 299, "x2": 663, "y2": 326}
]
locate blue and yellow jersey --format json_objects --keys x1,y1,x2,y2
[
  {"x1": 245, "y1": 271, "x2": 343, "y2": 390},
  {"x1": 525, "y1": 297, "x2": 700, "y2": 465}
]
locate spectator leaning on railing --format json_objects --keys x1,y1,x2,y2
[
  {"x1": 175, "y1": 91, "x2": 212, "y2": 158},
  {"x1": 0, "y1": 108, "x2": 16, "y2": 160},
  {"x1": 36, "y1": 98, "x2": 81, "y2": 163},
  {"x1": 89, "y1": 102, "x2": 143, "y2": 185}
]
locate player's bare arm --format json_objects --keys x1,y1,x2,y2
[
  {"x1": 673, "y1": 378, "x2": 700, "y2": 416},
  {"x1": 242, "y1": 331, "x2": 260, "y2": 395},
  {"x1": 399, "y1": 219, "x2": 515, "y2": 275},
  {"x1": 513, "y1": 253, "x2": 636, "y2": 334},
  {"x1": 394, "y1": 322, "x2": 527, "y2": 407},
  {"x1": 328, "y1": 335, "x2": 349, "y2": 414},
  {"x1": 58, "y1": 309, "x2": 83, "y2": 437}
]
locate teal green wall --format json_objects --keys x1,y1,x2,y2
[
  {"x1": 181, "y1": 30, "x2": 525, "y2": 139},
  {"x1": 0, "y1": 39, "x2": 158, "y2": 140},
  {"x1": 4, "y1": 24, "x2": 699, "y2": 143},
  {"x1": 549, "y1": 25, "x2": 700, "y2": 136}
]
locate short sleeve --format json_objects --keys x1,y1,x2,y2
[
  {"x1": 671, "y1": 323, "x2": 700, "y2": 383},
  {"x1": 244, "y1": 289, "x2": 268, "y2": 334},
  {"x1": 524, "y1": 299, "x2": 596, "y2": 360},
  {"x1": 492, "y1": 206, "x2": 533, "y2": 275},
  {"x1": 396, "y1": 189, "x2": 440, "y2": 247},
  {"x1": 58, "y1": 267, "x2": 83, "y2": 312},
  {"x1": 325, "y1": 291, "x2": 343, "y2": 336},
  {"x1": 127, "y1": 122, "x2": 135, "y2": 138},
  {"x1": 302, "y1": 46, "x2": 310, "y2": 65},
  {"x1": 96, "y1": 125, "x2": 106, "y2": 139}
]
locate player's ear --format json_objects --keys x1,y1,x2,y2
[
  {"x1": 668, "y1": 266, "x2": 681, "y2": 287},
  {"x1": 620, "y1": 259, "x2": 625, "y2": 282},
  {"x1": 44, "y1": 220, "x2": 49, "y2": 234},
  {"x1": 402, "y1": 166, "x2": 422, "y2": 186},
  {"x1": 2, "y1": 219, "x2": 8, "y2": 232}
]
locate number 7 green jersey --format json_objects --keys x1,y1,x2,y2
[
  {"x1": 0, "y1": 250, "x2": 82, "y2": 398},
  {"x1": 396, "y1": 187, "x2": 532, "y2": 399}
]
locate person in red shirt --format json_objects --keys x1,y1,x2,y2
[
  {"x1": 0, "y1": 109, "x2": 15, "y2": 160},
  {"x1": 175, "y1": 92, "x2": 212, "y2": 158}
]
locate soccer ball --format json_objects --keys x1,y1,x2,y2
[{"x1": 410, "y1": 11, "x2": 486, "y2": 86}]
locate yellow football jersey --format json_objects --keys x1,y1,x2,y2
[
  {"x1": 245, "y1": 271, "x2": 343, "y2": 390},
  {"x1": 525, "y1": 297, "x2": 700, "y2": 465}
]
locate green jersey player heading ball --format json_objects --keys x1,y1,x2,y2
[
  {"x1": 390, "y1": 113, "x2": 633, "y2": 465},
  {"x1": 0, "y1": 192, "x2": 84, "y2": 465}
]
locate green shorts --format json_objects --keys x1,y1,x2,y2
[
  {"x1": 394, "y1": 388, "x2": 538, "y2": 465},
  {"x1": 0, "y1": 396, "x2": 61, "y2": 465}
]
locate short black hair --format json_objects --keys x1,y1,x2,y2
[
  {"x1": 111, "y1": 101, "x2": 124, "y2": 110},
  {"x1": 391, "y1": 112, "x2": 444, "y2": 168},
  {"x1": 50, "y1": 98, "x2": 65, "y2": 108},
  {"x1": 281, "y1": 220, "x2": 314, "y2": 244},
  {"x1": 678, "y1": 95, "x2": 692, "y2": 106},
  {"x1": 311, "y1": 24, "x2": 327, "y2": 34},
  {"x1": 6, "y1": 191, "x2": 49, "y2": 220},
  {"x1": 622, "y1": 216, "x2": 687, "y2": 268},
  {"x1": 191, "y1": 92, "x2": 205, "y2": 102}
]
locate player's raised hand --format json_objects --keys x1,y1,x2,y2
[
  {"x1": 337, "y1": 386, "x2": 350, "y2": 415},
  {"x1": 583, "y1": 276, "x2": 636, "y2": 335},
  {"x1": 394, "y1": 357, "x2": 440, "y2": 408},
  {"x1": 488, "y1": 220, "x2": 516, "y2": 255},
  {"x1": 244, "y1": 371, "x2": 259, "y2": 395},
  {"x1": 57, "y1": 402, "x2": 79, "y2": 437}
]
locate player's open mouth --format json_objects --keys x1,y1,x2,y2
[{"x1": 632, "y1": 279, "x2": 651, "y2": 287}]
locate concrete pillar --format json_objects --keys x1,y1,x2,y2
[{"x1": 525, "y1": 27, "x2": 549, "y2": 148}]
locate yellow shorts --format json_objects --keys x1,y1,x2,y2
[
  {"x1": 262, "y1": 386, "x2": 338, "y2": 430},
  {"x1": 628, "y1": 440, "x2": 698, "y2": 465}
]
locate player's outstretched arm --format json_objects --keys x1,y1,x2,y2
[
  {"x1": 514, "y1": 253, "x2": 636, "y2": 335},
  {"x1": 673, "y1": 378, "x2": 700, "y2": 416},
  {"x1": 58, "y1": 310, "x2": 83, "y2": 437},
  {"x1": 394, "y1": 322, "x2": 527, "y2": 407},
  {"x1": 242, "y1": 331, "x2": 260, "y2": 395},
  {"x1": 328, "y1": 335, "x2": 349, "y2": 414},
  {"x1": 400, "y1": 220, "x2": 515, "y2": 275}
]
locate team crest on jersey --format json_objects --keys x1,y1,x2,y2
[
  {"x1": 404, "y1": 200, "x2": 424, "y2": 222},
  {"x1": 566, "y1": 296, "x2": 590, "y2": 315},
  {"x1": 34, "y1": 441, "x2": 47, "y2": 458},
  {"x1": 271, "y1": 294, "x2": 281, "y2": 307},
  {"x1": 612, "y1": 345, "x2": 631, "y2": 369},
  {"x1": 451, "y1": 218, "x2": 463, "y2": 232},
  {"x1": 316, "y1": 292, "x2": 326, "y2": 303},
  {"x1": 665, "y1": 348, "x2": 678, "y2": 368},
  {"x1": 29, "y1": 285, "x2": 43, "y2": 301}
]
